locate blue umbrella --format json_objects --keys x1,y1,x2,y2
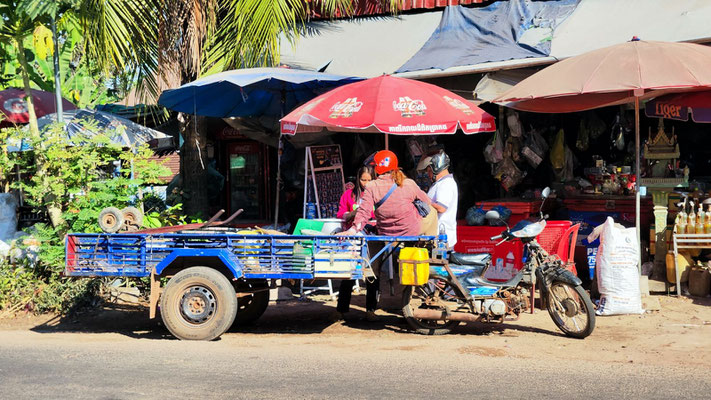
[
  {"x1": 158, "y1": 68, "x2": 363, "y2": 227},
  {"x1": 158, "y1": 67, "x2": 363, "y2": 118}
]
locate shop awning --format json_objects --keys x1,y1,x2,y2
[
  {"x1": 550, "y1": 0, "x2": 711, "y2": 59},
  {"x1": 279, "y1": 12, "x2": 443, "y2": 78},
  {"x1": 395, "y1": 1, "x2": 579, "y2": 74},
  {"x1": 281, "y1": 0, "x2": 711, "y2": 80}
]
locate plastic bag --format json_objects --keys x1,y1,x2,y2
[
  {"x1": 488, "y1": 205, "x2": 512, "y2": 226},
  {"x1": 587, "y1": 217, "x2": 644, "y2": 316},
  {"x1": 587, "y1": 111, "x2": 606, "y2": 139},
  {"x1": 0, "y1": 193, "x2": 18, "y2": 242},
  {"x1": 550, "y1": 129, "x2": 566, "y2": 170},
  {"x1": 483, "y1": 131, "x2": 504, "y2": 164},
  {"x1": 494, "y1": 157, "x2": 523, "y2": 192},
  {"x1": 465, "y1": 206, "x2": 486, "y2": 226},
  {"x1": 506, "y1": 110, "x2": 523, "y2": 137},
  {"x1": 521, "y1": 128, "x2": 548, "y2": 168}
]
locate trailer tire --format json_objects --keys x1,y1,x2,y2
[
  {"x1": 121, "y1": 206, "x2": 143, "y2": 230},
  {"x1": 160, "y1": 267, "x2": 237, "y2": 341}
]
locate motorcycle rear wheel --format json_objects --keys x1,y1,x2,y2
[
  {"x1": 546, "y1": 281, "x2": 595, "y2": 339},
  {"x1": 402, "y1": 280, "x2": 462, "y2": 335}
]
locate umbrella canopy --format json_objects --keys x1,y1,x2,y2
[
  {"x1": 494, "y1": 40, "x2": 711, "y2": 112},
  {"x1": 280, "y1": 75, "x2": 496, "y2": 136},
  {"x1": 29, "y1": 109, "x2": 173, "y2": 150},
  {"x1": 645, "y1": 91, "x2": 711, "y2": 123},
  {"x1": 0, "y1": 88, "x2": 77, "y2": 127},
  {"x1": 157, "y1": 67, "x2": 363, "y2": 118},
  {"x1": 493, "y1": 39, "x2": 711, "y2": 279}
]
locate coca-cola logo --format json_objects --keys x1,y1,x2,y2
[
  {"x1": 392, "y1": 97, "x2": 426, "y2": 117},
  {"x1": 443, "y1": 95, "x2": 473, "y2": 115},
  {"x1": 329, "y1": 97, "x2": 363, "y2": 118}
]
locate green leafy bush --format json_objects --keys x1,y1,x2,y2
[{"x1": 0, "y1": 123, "x2": 174, "y2": 315}]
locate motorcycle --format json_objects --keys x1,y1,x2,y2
[{"x1": 401, "y1": 188, "x2": 596, "y2": 339}]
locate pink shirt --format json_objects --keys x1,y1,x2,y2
[
  {"x1": 337, "y1": 188, "x2": 375, "y2": 229},
  {"x1": 352, "y1": 175, "x2": 431, "y2": 237}
]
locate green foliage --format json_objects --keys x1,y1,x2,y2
[{"x1": 0, "y1": 123, "x2": 173, "y2": 315}]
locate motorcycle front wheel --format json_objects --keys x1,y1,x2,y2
[
  {"x1": 546, "y1": 281, "x2": 596, "y2": 339},
  {"x1": 402, "y1": 280, "x2": 462, "y2": 335}
]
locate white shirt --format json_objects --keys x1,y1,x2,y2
[{"x1": 427, "y1": 174, "x2": 458, "y2": 247}]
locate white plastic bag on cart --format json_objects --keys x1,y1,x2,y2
[
  {"x1": 0, "y1": 193, "x2": 18, "y2": 241},
  {"x1": 587, "y1": 217, "x2": 644, "y2": 316}
]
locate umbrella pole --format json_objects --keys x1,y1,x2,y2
[
  {"x1": 274, "y1": 135, "x2": 282, "y2": 228},
  {"x1": 635, "y1": 96, "x2": 642, "y2": 274},
  {"x1": 385, "y1": 133, "x2": 389, "y2": 150}
]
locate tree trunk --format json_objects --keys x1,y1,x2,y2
[
  {"x1": 180, "y1": 114, "x2": 210, "y2": 218},
  {"x1": 16, "y1": 36, "x2": 64, "y2": 227},
  {"x1": 15, "y1": 37, "x2": 40, "y2": 139}
]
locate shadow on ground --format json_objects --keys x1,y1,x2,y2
[{"x1": 29, "y1": 293, "x2": 566, "y2": 340}]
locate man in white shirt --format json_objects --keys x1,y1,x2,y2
[{"x1": 418, "y1": 150, "x2": 458, "y2": 248}]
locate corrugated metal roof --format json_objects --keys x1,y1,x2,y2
[{"x1": 311, "y1": 0, "x2": 487, "y2": 17}]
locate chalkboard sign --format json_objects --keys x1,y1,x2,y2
[{"x1": 303, "y1": 145, "x2": 345, "y2": 219}]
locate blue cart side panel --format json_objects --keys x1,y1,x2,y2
[
  {"x1": 154, "y1": 248, "x2": 244, "y2": 278},
  {"x1": 64, "y1": 233, "x2": 421, "y2": 280}
]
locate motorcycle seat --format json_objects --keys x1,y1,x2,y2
[{"x1": 449, "y1": 252, "x2": 490, "y2": 266}]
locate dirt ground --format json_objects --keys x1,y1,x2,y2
[{"x1": 2, "y1": 290, "x2": 710, "y2": 369}]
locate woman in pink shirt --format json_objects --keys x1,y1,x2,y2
[{"x1": 337, "y1": 165, "x2": 376, "y2": 230}]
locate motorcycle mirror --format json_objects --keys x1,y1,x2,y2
[
  {"x1": 703, "y1": 198, "x2": 711, "y2": 205},
  {"x1": 542, "y1": 187, "x2": 551, "y2": 199},
  {"x1": 485, "y1": 210, "x2": 501, "y2": 220}
]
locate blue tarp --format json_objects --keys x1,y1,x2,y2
[{"x1": 396, "y1": 1, "x2": 579, "y2": 73}]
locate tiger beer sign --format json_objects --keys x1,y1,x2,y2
[{"x1": 648, "y1": 102, "x2": 688, "y2": 121}]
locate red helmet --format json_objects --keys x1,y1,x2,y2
[{"x1": 373, "y1": 150, "x2": 398, "y2": 175}]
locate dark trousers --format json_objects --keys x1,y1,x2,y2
[
  {"x1": 337, "y1": 277, "x2": 380, "y2": 313},
  {"x1": 337, "y1": 241, "x2": 384, "y2": 313}
]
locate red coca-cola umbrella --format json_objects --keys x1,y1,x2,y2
[
  {"x1": 0, "y1": 88, "x2": 77, "y2": 127},
  {"x1": 280, "y1": 75, "x2": 496, "y2": 138}
]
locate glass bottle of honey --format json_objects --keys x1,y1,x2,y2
[
  {"x1": 687, "y1": 201, "x2": 696, "y2": 234},
  {"x1": 678, "y1": 199, "x2": 688, "y2": 235},
  {"x1": 705, "y1": 204, "x2": 711, "y2": 234},
  {"x1": 696, "y1": 203, "x2": 705, "y2": 234}
]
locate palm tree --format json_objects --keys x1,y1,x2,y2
[
  {"x1": 2, "y1": 0, "x2": 154, "y2": 226},
  {"x1": 147, "y1": 0, "x2": 400, "y2": 217}
]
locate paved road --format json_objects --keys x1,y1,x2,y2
[{"x1": 0, "y1": 325, "x2": 708, "y2": 400}]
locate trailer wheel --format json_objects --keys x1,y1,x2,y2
[
  {"x1": 98, "y1": 207, "x2": 124, "y2": 233},
  {"x1": 160, "y1": 267, "x2": 237, "y2": 341}
]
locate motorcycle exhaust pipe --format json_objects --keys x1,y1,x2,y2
[{"x1": 411, "y1": 309, "x2": 481, "y2": 323}]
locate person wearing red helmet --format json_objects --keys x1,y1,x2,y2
[
  {"x1": 340, "y1": 150, "x2": 436, "y2": 237},
  {"x1": 337, "y1": 150, "x2": 437, "y2": 320}
]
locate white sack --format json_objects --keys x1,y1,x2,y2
[{"x1": 587, "y1": 217, "x2": 644, "y2": 316}]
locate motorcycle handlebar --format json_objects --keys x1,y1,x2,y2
[{"x1": 490, "y1": 234, "x2": 502, "y2": 241}]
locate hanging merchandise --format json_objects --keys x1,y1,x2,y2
[
  {"x1": 521, "y1": 128, "x2": 548, "y2": 168},
  {"x1": 483, "y1": 130, "x2": 504, "y2": 164},
  {"x1": 550, "y1": 128, "x2": 566, "y2": 170},
  {"x1": 610, "y1": 113, "x2": 626, "y2": 152},
  {"x1": 506, "y1": 109, "x2": 523, "y2": 137},
  {"x1": 576, "y1": 119, "x2": 589, "y2": 151},
  {"x1": 494, "y1": 156, "x2": 523, "y2": 191},
  {"x1": 587, "y1": 111, "x2": 606, "y2": 139}
]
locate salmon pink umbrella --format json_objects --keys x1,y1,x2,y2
[
  {"x1": 494, "y1": 39, "x2": 711, "y2": 274},
  {"x1": 645, "y1": 91, "x2": 711, "y2": 123},
  {"x1": 0, "y1": 88, "x2": 76, "y2": 127},
  {"x1": 280, "y1": 75, "x2": 496, "y2": 138}
]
